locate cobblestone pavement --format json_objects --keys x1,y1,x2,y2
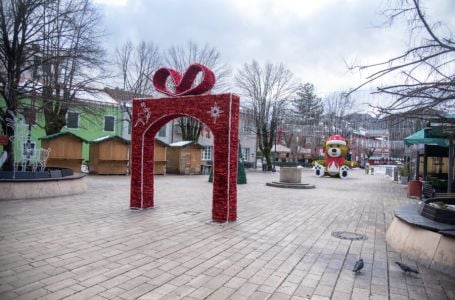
[{"x1": 0, "y1": 168, "x2": 454, "y2": 300}]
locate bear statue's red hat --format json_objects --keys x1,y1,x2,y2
[{"x1": 326, "y1": 134, "x2": 346, "y2": 146}]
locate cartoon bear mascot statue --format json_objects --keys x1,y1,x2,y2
[{"x1": 314, "y1": 134, "x2": 350, "y2": 179}]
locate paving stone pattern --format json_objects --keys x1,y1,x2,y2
[{"x1": 0, "y1": 169, "x2": 454, "y2": 300}]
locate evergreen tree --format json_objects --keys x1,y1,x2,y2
[{"x1": 292, "y1": 83, "x2": 323, "y2": 125}]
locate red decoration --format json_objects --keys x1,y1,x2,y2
[
  {"x1": 0, "y1": 135, "x2": 8, "y2": 146},
  {"x1": 152, "y1": 63, "x2": 216, "y2": 96},
  {"x1": 315, "y1": 134, "x2": 350, "y2": 179},
  {"x1": 130, "y1": 93, "x2": 239, "y2": 222}
]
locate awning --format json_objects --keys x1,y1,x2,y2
[
  {"x1": 404, "y1": 129, "x2": 449, "y2": 147},
  {"x1": 273, "y1": 144, "x2": 291, "y2": 153}
]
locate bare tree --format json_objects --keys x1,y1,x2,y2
[
  {"x1": 163, "y1": 41, "x2": 231, "y2": 142},
  {"x1": 0, "y1": 0, "x2": 52, "y2": 170},
  {"x1": 37, "y1": 0, "x2": 106, "y2": 135},
  {"x1": 115, "y1": 40, "x2": 161, "y2": 97},
  {"x1": 365, "y1": 147, "x2": 376, "y2": 160},
  {"x1": 0, "y1": 0, "x2": 106, "y2": 170},
  {"x1": 350, "y1": 0, "x2": 455, "y2": 122},
  {"x1": 236, "y1": 60, "x2": 298, "y2": 171},
  {"x1": 323, "y1": 92, "x2": 356, "y2": 136},
  {"x1": 164, "y1": 40, "x2": 230, "y2": 92},
  {"x1": 112, "y1": 40, "x2": 161, "y2": 128}
]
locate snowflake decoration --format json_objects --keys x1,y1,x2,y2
[
  {"x1": 134, "y1": 102, "x2": 151, "y2": 127},
  {"x1": 208, "y1": 102, "x2": 223, "y2": 124}
]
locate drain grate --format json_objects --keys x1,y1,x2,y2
[
  {"x1": 183, "y1": 211, "x2": 202, "y2": 216},
  {"x1": 331, "y1": 231, "x2": 368, "y2": 241}
]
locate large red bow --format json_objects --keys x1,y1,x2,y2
[{"x1": 152, "y1": 63, "x2": 216, "y2": 96}]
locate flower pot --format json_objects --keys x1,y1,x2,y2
[
  {"x1": 400, "y1": 176, "x2": 408, "y2": 184},
  {"x1": 407, "y1": 180, "x2": 422, "y2": 199},
  {"x1": 0, "y1": 135, "x2": 8, "y2": 146}
]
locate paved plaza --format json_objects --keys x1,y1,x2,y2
[{"x1": 0, "y1": 168, "x2": 454, "y2": 300}]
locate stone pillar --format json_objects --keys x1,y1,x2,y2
[{"x1": 280, "y1": 167, "x2": 302, "y2": 183}]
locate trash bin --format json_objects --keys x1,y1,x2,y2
[
  {"x1": 370, "y1": 168, "x2": 374, "y2": 175},
  {"x1": 407, "y1": 180, "x2": 422, "y2": 199}
]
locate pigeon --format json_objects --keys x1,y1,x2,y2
[
  {"x1": 395, "y1": 262, "x2": 419, "y2": 274},
  {"x1": 352, "y1": 258, "x2": 364, "y2": 273}
]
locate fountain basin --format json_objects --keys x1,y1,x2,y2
[{"x1": 0, "y1": 168, "x2": 87, "y2": 200}]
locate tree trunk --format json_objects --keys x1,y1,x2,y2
[
  {"x1": 0, "y1": 111, "x2": 16, "y2": 171},
  {"x1": 1, "y1": 138, "x2": 14, "y2": 171},
  {"x1": 43, "y1": 100, "x2": 68, "y2": 135},
  {"x1": 263, "y1": 148, "x2": 273, "y2": 171}
]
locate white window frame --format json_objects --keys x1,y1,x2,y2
[
  {"x1": 242, "y1": 147, "x2": 250, "y2": 161},
  {"x1": 201, "y1": 146, "x2": 212, "y2": 161}
]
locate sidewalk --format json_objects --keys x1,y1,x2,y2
[{"x1": 0, "y1": 169, "x2": 454, "y2": 299}]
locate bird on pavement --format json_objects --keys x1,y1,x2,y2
[
  {"x1": 352, "y1": 258, "x2": 364, "y2": 273},
  {"x1": 395, "y1": 262, "x2": 419, "y2": 274}
]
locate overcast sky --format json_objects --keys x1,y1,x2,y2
[{"x1": 95, "y1": 0, "x2": 454, "y2": 105}]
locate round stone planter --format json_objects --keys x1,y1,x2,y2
[{"x1": 0, "y1": 168, "x2": 87, "y2": 200}]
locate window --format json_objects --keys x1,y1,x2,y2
[
  {"x1": 104, "y1": 116, "x2": 115, "y2": 132},
  {"x1": 67, "y1": 112, "x2": 80, "y2": 129},
  {"x1": 158, "y1": 125, "x2": 166, "y2": 137},
  {"x1": 201, "y1": 146, "x2": 212, "y2": 161},
  {"x1": 242, "y1": 121, "x2": 253, "y2": 133},
  {"x1": 241, "y1": 147, "x2": 250, "y2": 161}
]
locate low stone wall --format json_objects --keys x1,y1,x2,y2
[
  {"x1": 386, "y1": 217, "x2": 455, "y2": 277},
  {"x1": 279, "y1": 167, "x2": 302, "y2": 183},
  {"x1": 0, "y1": 174, "x2": 87, "y2": 200}
]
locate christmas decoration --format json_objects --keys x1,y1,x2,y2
[
  {"x1": 152, "y1": 63, "x2": 216, "y2": 96},
  {"x1": 130, "y1": 86, "x2": 239, "y2": 222},
  {"x1": 314, "y1": 134, "x2": 351, "y2": 179},
  {"x1": 209, "y1": 144, "x2": 246, "y2": 184}
]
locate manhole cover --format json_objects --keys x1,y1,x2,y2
[
  {"x1": 183, "y1": 211, "x2": 201, "y2": 216},
  {"x1": 331, "y1": 231, "x2": 368, "y2": 241}
]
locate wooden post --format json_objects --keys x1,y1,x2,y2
[
  {"x1": 423, "y1": 145, "x2": 428, "y2": 181},
  {"x1": 415, "y1": 151, "x2": 420, "y2": 180}
]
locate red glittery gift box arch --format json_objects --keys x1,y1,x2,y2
[{"x1": 130, "y1": 93, "x2": 239, "y2": 222}]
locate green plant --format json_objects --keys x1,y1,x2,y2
[{"x1": 399, "y1": 163, "x2": 409, "y2": 177}]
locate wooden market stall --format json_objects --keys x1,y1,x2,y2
[
  {"x1": 88, "y1": 136, "x2": 130, "y2": 175},
  {"x1": 153, "y1": 139, "x2": 168, "y2": 175},
  {"x1": 39, "y1": 132, "x2": 86, "y2": 172},
  {"x1": 166, "y1": 141, "x2": 202, "y2": 175}
]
